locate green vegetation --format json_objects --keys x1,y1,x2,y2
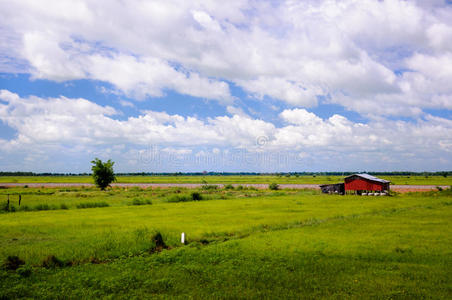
[
  {"x1": 91, "y1": 158, "x2": 116, "y2": 190},
  {"x1": 268, "y1": 182, "x2": 280, "y2": 190},
  {"x1": 0, "y1": 186, "x2": 451, "y2": 298},
  {"x1": 76, "y1": 201, "x2": 110, "y2": 209},
  {"x1": 1, "y1": 174, "x2": 451, "y2": 185}
]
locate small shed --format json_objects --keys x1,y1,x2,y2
[
  {"x1": 320, "y1": 183, "x2": 345, "y2": 195},
  {"x1": 344, "y1": 174, "x2": 390, "y2": 194}
]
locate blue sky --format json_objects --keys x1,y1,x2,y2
[{"x1": 0, "y1": 0, "x2": 451, "y2": 173}]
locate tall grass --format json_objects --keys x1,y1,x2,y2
[
  {"x1": 76, "y1": 202, "x2": 109, "y2": 209},
  {"x1": 0, "y1": 190, "x2": 450, "y2": 299}
]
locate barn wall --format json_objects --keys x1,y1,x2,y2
[{"x1": 344, "y1": 178, "x2": 385, "y2": 191}]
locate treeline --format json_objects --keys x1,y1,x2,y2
[{"x1": 0, "y1": 171, "x2": 451, "y2": 177}]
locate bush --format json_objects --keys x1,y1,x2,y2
[
  {"x1": 19, "y1": 205, "x2": 31, "y2": 212},
  {"x1": 191, "y1": 192, "x2": 203, "y2": 201},
  {"x1": 3, "y1": 256, "x2": 25, "y2": 270},
  {"x1": 76, "y1": 202, "x2": 109, "y2": 209},
  {"x1": 269, "y1": 183, "x2": 280, "y2": 190},
  {"x1": 16, "y1": 265, "x2": 32, "y2": 277},
  {"x1": 34, "y1": 204, "x2": 51, "y2": 211},
  {"x1": 166, "y1": 195, "x2": 191, "y2": 203},
  {"x1": 131, "y1": 198, "x2": 152, "y2": 206},
  {"x1": 60, "y1": 203, "x2": 69, "y2": 210},
  {"x1": 167, "y1": 192, "x2": 203, "y2": 203},
  {"x1": 150, "y1": 232, "x2": 168, "y2": 253},
  {"x1": 236, "y1": 185, "x2": 244, "y2": 190},
  {"x1": 224, "y1": 184, "x2": 234, "y2": 190},
  {"x1": 42, "y1": 255, "x2": 64, "y2": 268},
  {"x1": 201, "y1": 184, "x2": 219, "y2": 190}
]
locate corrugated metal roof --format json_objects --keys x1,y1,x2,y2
[{"x1": 345, "y1": 173, "x2": 390, "y2": 183}]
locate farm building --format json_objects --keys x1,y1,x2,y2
[
  {"x1": 320, "y1": 173, "x2": 390, "y2": 195},
  {"x1": 344, "y1": 174, "x2": 390, "y2": 195},
  {"x1": 319, "y1": 183, "x2": 344, "y2": 195}
]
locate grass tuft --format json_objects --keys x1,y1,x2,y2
[
  {"x1": 76, "y1": 202, "x2": 109, "y2": 209},
  {"x1": 2, "y1": 256, "x2": 25, "y2": 271},
  {"x1": 130, "y1": 198, "x2": 152, "y2": 206},
  {"x1": 42, "y1": 255, "x2": 65, "y2": 268},
  {"x1": 150, "y1": 232, "x2": 168, "y2": 253}
]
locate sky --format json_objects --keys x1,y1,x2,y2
[{"x1": 0, "y1": 0, "x2": 451, "y2": 173}]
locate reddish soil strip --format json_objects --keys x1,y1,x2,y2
[{"x1": 0, "y1": 183, "x2": 448, "y2": 193}]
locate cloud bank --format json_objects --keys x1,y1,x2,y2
[
  {"x1": 0, "y1": 0, "x2": 451, "y2": 171},
  {"x1": 1, "y1": 90, "x2": 450, "y2": 171}
]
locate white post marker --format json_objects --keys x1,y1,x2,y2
[{"x1": 181, "y1": 232, "x2": 185, "y2": 244}]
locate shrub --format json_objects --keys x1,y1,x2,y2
[
  {"x1": 224, "y1": 184, "x2": 234, "y2": 190},
  {"x1": 60, "y1": 203, "x2": 69, "y2": 210},
  {"x1": 42, "y1": 255, "x2": 64, "y2": 268},
  {"x1": 236, "y1": 185, "x2": 244, "y2": 190},
  {"x1": 269, "y1": 183, "x2": 280, "y2": 190},
  {"x1": 19, "y1": 205, "x2": 31, "y2": 212},
  {"x1": 167, "y1": 192, "x2": 203, "y2": 202},
  {"x1": 166, "y1": 195, "x2": 191, "y2": 203},
  {"x1": 16, "y1": 265, "x2": 32, "y2": 277},
  {"x1": 3, "y1": 256, "x2": 25, "y2": 270},
  {"x1": 131, "y1": 198, "x2": 152, "y2": 206},
  {"x1": 34, "y1": 204, "x2": 51, "y2": 211},
  {"x1": 76, "y1": 202, "x2": 109, "y2": 209},
  {"x1": 201, "y1": 184, "x2": 218, "y2": 190},
  {"x1": 191, "y1": 192, "x2": 203, "y2": 201},
  {"x1": 150, "y1": 232, "x2": 168, "y2": 253}
]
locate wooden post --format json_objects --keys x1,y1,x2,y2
[
  {"x1": 19, "y1": 195, "x2": 21, "y2": 206},
  {"x1": 6, "y1": 194, "x2": 9, "y2": 211},
  {"x1": 181, "y1": 232, "x2": 185, "y2": 244}
]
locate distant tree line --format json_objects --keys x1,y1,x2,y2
[{"x1": 0, "y1": 171, "x2": 450, "y2": 177}]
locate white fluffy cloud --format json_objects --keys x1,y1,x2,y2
[
  {"x1": 1, "y1": 90, "x2": 450, "y2": 171},
  {"x1": 1, "y1": 1, "x2": 451, "y2": 171},
  {"x1": 21, "y1": 31, "x2": 233, "y2": 102},
  {"x1": 1, "y1": 0, "x2": 452, "y2": 113}
]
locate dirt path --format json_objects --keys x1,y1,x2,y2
[{"x1": 0, "y1": 182, "x2": 448, "y2": 192}]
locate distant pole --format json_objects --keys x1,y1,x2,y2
[
  {"x1": 19, "y1": 195, "x2": 21, "y2": 206},
  {"x1": 181, "y1": 232, "x2": 185, "y2": 244},
  {"x1": 6, "y1": 194, "x2": 9, "y2": 211}
]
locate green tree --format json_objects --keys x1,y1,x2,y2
[{"x1": 91, "y1": 158, "x2": 116, "y2": 190}]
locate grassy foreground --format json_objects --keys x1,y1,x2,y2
[
  {"x1": 0, "y1": 175, "x2": 451, "y2": 185},
  {"x1": 0, "y1": 186, "x2": 451, "y2": 298}
]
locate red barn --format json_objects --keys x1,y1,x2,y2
[{"x1": 344, "y1": 174, "x2": 390, "y2": 194}]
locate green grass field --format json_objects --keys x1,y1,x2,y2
[
  {"x1": 1, "y1": 186, "x2": 451, "y2": 298},
  {"x1": 0, "y1": 174, "x2": 451, "y2": 185}
]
